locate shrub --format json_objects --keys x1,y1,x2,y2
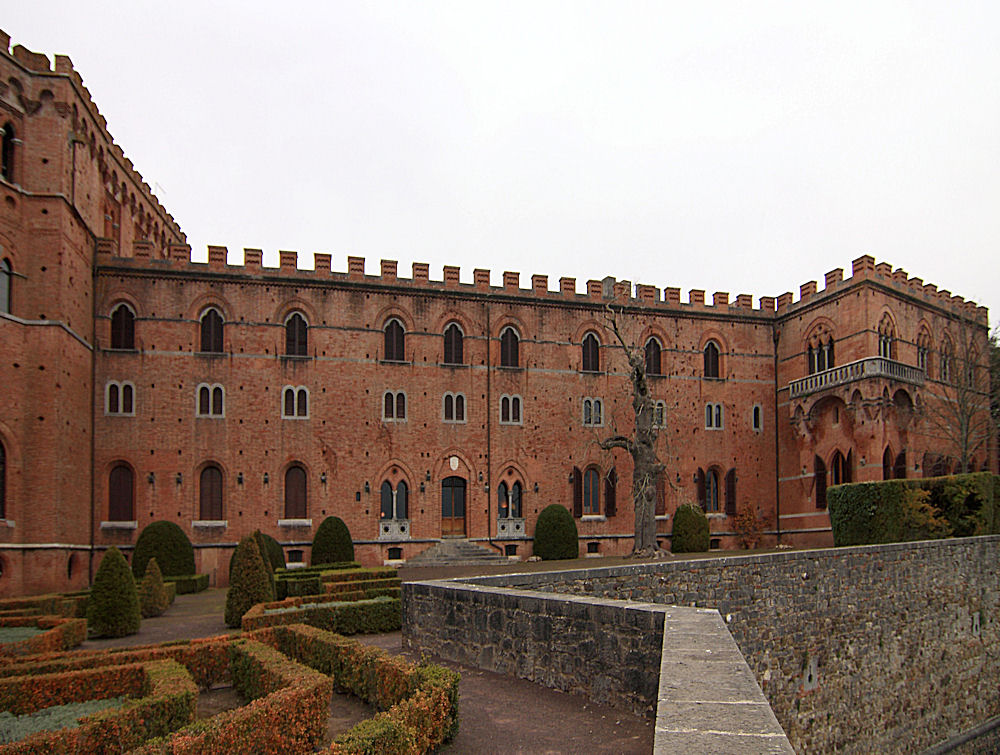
[
  {"x1": 241, "y1": 596, "x2": 401, "y2": 634},
  {"x1": 311, "y1": 516, "x2": 355, "y2": 565},
  {"x1": 256, "y1": 531, "x2": 286, "y2": 571},
  {"x1": 132, "y1": 521, "x2": 196, "y2": 579},
  {"x1": 671, "y1": 504, "x2": 709, "y2": 553},
  {"x1": 164, "y1": 574, "x2": 209, "y2": 594},
  {"x1": 532, "y1": 505, "x2": 579, "y2": 560},
  {"x1": 87, "y1": 547, "x2": 141, "y2": 638},
  {"x1": 138, "y1": 558, "x2": 170, "y2": 618},
  {"x1": 734, "y1": 505, "x2": 764, "y2": 549},
  {"x1": 225, "y1": 536, "x2": 276, "y2": 628}
]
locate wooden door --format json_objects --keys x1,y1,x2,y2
[{"x1": 441, "y1": 476, "x2": 466, "y2": 536}]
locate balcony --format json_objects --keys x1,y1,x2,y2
[{"x1": 788, "y1": 357, "x2": 924, "y2": 399}]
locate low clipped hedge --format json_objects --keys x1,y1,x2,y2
[
  {"x1": 242, "y1": 596, "x2": 401, "y2": 634},
  {"x1": 533, "y1": 505, "x2": 579, "y2": 560},
  {"x1": 163, "y1": 574, "x2": 209, "y2": 595},
  {"x1": 250, "y1": 624, "x2": 460, "y2": 753},
  {"x1": 134, "y1": 640, "x2": 332, "y2": 754},
  {"x1": 828, "y1": 472, "x2": 1000, "y2": 546},
  {"x1": 0, "y1": 616, "x2": 86, "y2": 657},
  {"x1": 276, "y1": 561, "x2": 360, "y2": 578},
  {"x1": 0, "y1": 660, "x2": 196, "y2": 753}
]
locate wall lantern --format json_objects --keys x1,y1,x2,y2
[
  {"x1": 146, "y1": 472, "x2": 155, "y2": 485},
  {"x1": 478, "y1": 471, "x2": 483, "y2": 482},
  {"x1": 175, "y1": 473, "x2": 183, "y2": 485},
  {"x1": 364, "y1": 481, "x2": 370, "y2": 494},
  {"x1": 320, "y1": 472, "x2": 327, "y2": 484},
  {"x1": 237, "y1": 472, "x2": 244, "y2": 485},
  {"x1": 263, "y1": 472, "x2": 270, "y2": 485},
  {"x1": 533, "y1": 482, "x2": 539, "y2": 494},
  {"x1": 420, "y1": 482, "x2": 425, "y2": 493},
  {"x1": 425, "y1": 471, "x2": 431, "y2": 482}
]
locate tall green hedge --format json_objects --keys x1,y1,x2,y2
[
  {"x1": 87, "y1": 547, "x2": 141, "y2": 638},
  {"x1": 311, "y1": 517, "x2": 355, "y2": 566},
  {"x1": 132, "y1": 521, "x2": 196, "y2": 579},
  {"x1": 828, "y1": 472, "x2": 999, "y2": 546},
  {"x1": 671, "y1": 504, "x2": 710, "y2": 553},
  {"x1": 532, "y1": 504, "x2": 579, "y2": 560},
  {"x1": 225, "y1": 536, "x2": 276, "y2": 628}
]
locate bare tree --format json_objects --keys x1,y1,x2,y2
[
  {"x1": 597, "y1": 304, "x2": 666, "y2": 557},
  {"x1": 920, "y1": 313, "x2": 993, "y2": 473}
]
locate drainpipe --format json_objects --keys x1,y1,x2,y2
[
  {"x1": 772, "y1": 323, "x2": 781, "y2": 545},
  {"x1": 485, "y1": 299, "x2": 500, "y2": 553}
]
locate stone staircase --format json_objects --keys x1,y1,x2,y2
[{"x1": 405, "y1": 539, "x2": 511, "y2": 567}]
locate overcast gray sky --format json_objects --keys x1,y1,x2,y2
[{"x1": 8, "y1": 1, "x2": 999, "y2": 319}]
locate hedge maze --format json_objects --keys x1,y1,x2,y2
[{"x1": 0, "y1": 625, "x2": 458, "y2": 753}]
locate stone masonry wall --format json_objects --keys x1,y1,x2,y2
[{"x1": 462, "y1": 536, "x2": 1000, "y2": 753}]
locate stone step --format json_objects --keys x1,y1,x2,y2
[{"x1": 407, "y1": 539, "x2": 510, "y2": 566}]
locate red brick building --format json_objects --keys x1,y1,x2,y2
[{"x1": 0, "y1": 34, "x2": 993, "y2": 594}]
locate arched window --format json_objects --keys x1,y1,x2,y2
[
  {"x1": 653, "y1": 400, "x2": 666, "y2": 427},
  {"x1": 877, "y1": 315, "x2": 896, "y2": 359},
  {"x1": 806, "y1": 327, "x2": 835, "y2": 374},
  {"x1": 110, "y1": 304, "x2": 135, "y2": 349},
  {"x1": 285, "y1": 312, "x2": 308, "y2": 357},
  {"x1": 106, "y1": 381, "x2": 135, "y2": 416},
  {"x1": 724, "y1": 468, "x2": 737, "y2": 516},
  {"x1": 582, "y1": 398, "x2": 603, "y2": 426},
  {"x1": 582, "y1": 468, "x2": 600, "y2": 515},
  {"x1": 200, "y1": 308, "x2": 224, "y2": 353},
  {"x1": 1, "y1": 123, "x2": 14, "y2": 182},
  {"x1": 705, "y1": 469, "x2": 720, "y2": 512},
  {"x1": 0, "y1": 258, "x2": 11, "y2": 314},
  {"x1": 916, "y1": 329, "x2": 931, "y2": 372},
  {"x1": 380, "y1": 480, "x2": 408, "y2": 520},
  {"x1": 1, "y1": 440, "x2": 7, "y2": 519},
  {"x1": 500, "y1": 394, "x2": 522, "y2": 424},
  {"x1": 815, "y1": 455, "x2": 827, "y2": 508},
  {"x1": 645, "y1": 338, "x2": 662, "y2": 375},
  {"x1": 581, "y1": 333, "x2": 600, "y2": 372},
  {"x1": 882, "y1": 447, "x2": 893, "y2": 481},
  {"x1": 197, "y1": 384, "x2": 224, "y2": 417},
  {"x1": 443, "y1": 323, "x2": 464, "y2": 365},
  {"x1": 497, "y1": 482, "x2": 509, "y2": 518},
  {"x1": 831, "y1": 450, "x2": 853, "y2": 485},
  {"x1": 939, "y1": 340, "x2": 952, "y2": 382},
  {"x1": 383, "y1": 391, "x2": 406, "y2": 421},
  {"x1": 703, "y1": 340, "x2": 720, "y2": 378},
  {"x1": 384, "y1": 318, "x2": 405, "y2": 362},
  {"x1": 510, "y1": 481, "x2": 522, "y2": 518},
  {"x1": 443, "y1": 392, "x2": 466, "y2": 423},
  {"x1": 284, "y1": 465, "x2": 307, "y2": 519},
  {"x1": 282, "y1": 386, "x2": 309, "y2": 419},
  {"x1": 199, "y1": 465, "x2": 223, "y2": 520},
  {"x1": 500, "y1": 327, "x2": 519, "y2": 367},
  {"x1": 108, "y1": 464, "x2": 134, "y2": 521}
]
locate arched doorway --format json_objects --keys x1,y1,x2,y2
[{"x1": 441, "y1": 476, "x2": 467, "y2": 536}]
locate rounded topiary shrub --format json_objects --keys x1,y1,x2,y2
[
  {"x1": 87, "y1": 546, "x2": 141, "y2": 637},
  {"x1": 256, "y1": 531, "x2": 286, "y2": 572},
  {"x1": 132, "y1": 520, "x2": 196, "y2": 579},
  {"x1": 311, "y1": 516, "x2": 355, "y2": 566},
  {"x1": 671, "y1": 504, "x2": 710, "y2": 553},
  {"x1": 533, "y1": 504, "x2": 579, "y2": 560},
  {"x1": 225, "y1": 536, "x2": 275, "y2": 628},
  {"x1": 138, "y1": 557, "x2": 170, "y2": 618}
]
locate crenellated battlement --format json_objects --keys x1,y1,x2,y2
[
  {"x1": 0, "y1": 30, "x2": 185, "y2": 247},
  {"x1": 96, "y1": 242, "x2": 987, "y2": 323}
]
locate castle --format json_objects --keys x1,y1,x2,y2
[{"x1": 0, "y1": 33, "x2": 994, "y2": 595}]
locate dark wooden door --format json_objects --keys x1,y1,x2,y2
[{"x1": 441, "y1": 476, "x2": 466, "y2": 536}]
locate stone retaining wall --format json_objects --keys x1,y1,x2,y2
[{"x1": 457, "y1": 536, "x2": 1000, "y2": 753}]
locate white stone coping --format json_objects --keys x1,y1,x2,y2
[
  {"x1": 191, "y1": 520, "x2": 227, "y2": 529},
  {"x1": 99, "y1": 520, "x2": 137, "y2": 530},
  {"x1": 277, "y1": 518, "x2": 312, "y2": 527}
]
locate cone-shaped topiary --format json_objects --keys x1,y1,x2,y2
[
  {"x1": 311, "y1": 516, "x2": 355, "y2": 565},
  {"x1": 533, "y1": 504, "x2": 579, "y2": 560},
  {"x1": 671, "y1": 504, "x2": 710, "y2": 553},
  {"x1": 87, "y1": 546, "x2": 141, "y2": 637},
  {"x1": 138, "y1": 557, "x2": 170, "y2": 618},
  {"x1": 256, "y1": 531, "x2": 286, "y2": 572},
  {"x1": 225, "y1": 535, "x2": 275, "y2": 627},
  {"x1": 132, "y1": 520, "x2": 196, "y2": 579}
]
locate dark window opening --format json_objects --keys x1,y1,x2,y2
[
  {"x1": 387, "y1": 546, "x2": 403, "y2": 560},
  {"x1": 110, "y1": 304, "x2": 135, "y2": 349},
  {"x1": 705, "y1": 468, "x2": 720, "y2": 512},
  {"x1": 199, "y1": 465, "x2": 223, "y2": 520},
  {"x1": 583, "y1": 468, "x2": 600, "y2": 515},
  {"x1": 645, "y1": 338, "x2": 662, "y2": 375},
  {"x1": 815, "y1": 455, "x2": 827, "y2": 508},
  {"x1": 504, "y1": 544, "x2": 518, "y2": 557},
  {"x1": 1, "y1": 123, "x2": 14, "y2": 182},
  {"x1": 582, "y1": 333, "x2": 600, "y2": 372},
  {"x1": 200, "y1": 308, "x2": 224, "y2": 353},
  {"x1": 285, "y1": 313, "x2": 308, "y2": 356},
  {"x1": 284, "y1": 465, "x2": 307, "y2": 519},
  {"x1": 703, "y1": 341, "x2": 720, "y2": 378},
  {"x1": 384, "y1": 318, "x2": 405, "y2": 361},
  {"x1": 500, "y1": 327, "x2": 519, "y2": 367},
  {"x1": 724, "y1": 468, "x2": 737, "y2": 516},
  {"x1": 109, "y1": 463, "x2": 134, "y2": 521},
  {"x1": 287, "y1": 549, "x2": 303, "y2": 563},
  {"x1": 443, "y1": 323, "x2": 464, "y2": 364},
  {"x1": 381, "y1": 480, "x2": 408, "y2": 519},
  {"x1": 0, "y1": 258, "x2": 11, "y2": 315},
  {"x1": 587, "y1": 541, "x2": 600, "y2": 554}
]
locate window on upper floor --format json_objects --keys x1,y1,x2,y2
[
  {"x1": 197, "y1": 384, "x2": 224, "y2": 417},
  {"x1": 497, "y1": 480, "x2": 523, "y2": 519},
  {"x1": 645, "y1": 337, "x2": 662, "y2": 376},
  {"x1": 500, "y1": 327, "x2": 519, "y2": 367},
  {"x1": 383, "y1": 391, "x2": 406, "y2": 421},
  {"x1": 582, "y1": 397, "x2": 603, "y2": 427},
  {"x1": 199, "y1": 465, "x2": 224, "y2": 520},
  {"x1": 877, "y1": 315, "x2": 896, "y2": 359},
  {"x1": 110, "y1": 304, "x2": 135, "y2": 350},
  {"x1": 108, "y1": 463, "x2": 134, "y2": 522},
  {"x1": 500, "y1": 394, "x2": 522, "y2": 425},
  {"x1": 939, "y1": 341, "x2": 952, "y2": 383},
  {"x1": 0, "y1": 258, "x2": 11, "y2": 315},
  {"x1": 380, "y1": 480, "x2": 409, "y2": 520},
  {"x1": 653, "y1": 400, "x2": 666, "y2": 428},
  {"x1": 1, "y1": 123, "x2": 14, "y2": 183},
  {"x1": 282, "y1": 386, "x2": 309, "y2": 419},
  {"x1": 443, "y1": 323, "x2": 464, "y2": 365},
  {"x1": 443, "y1": 392, "x2": 466, "y2": 423},
  {"x1": 916, "y1": 329, "x2": 931, "y2": 372},
  {"x1": 703, "y1": 340, "x2": 720, "y2": 378},
  {"x1": 752, "y1": 404, "x2": 762, "y2": 432},
  {"x1": 581, "y1": 333, "x2": 600, "y2": 372},
  {"x1": 200, "y1": 308, "x2": 224, "y2": 353},
  {"x1": 285, "y1": 312, "x2": 308, "y2": 357},
  {"x1": 724, "y1": 468, "x2": 737, "y2": 516},
  {"x1": 284, "y1": 464, "x2": 307, "y2": 519},
  {"x1": 106, "y1": 381, "x2": 135, "y2": 416},
  {"x1": 705, "y1": 402, "x2": 723, "y2": 429},
  {"x1": 696, "y1": 467, "x2": 720, "y2": 513},
  {"x1": 583, "y1": 467, "x2": 600, "y2": 515},
  {"x1": 807, "y1": 330, "x2": 835, "y2": 374},
  {"x1": 384, "y1": 318, "x2": 405, "y2": 362}
]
